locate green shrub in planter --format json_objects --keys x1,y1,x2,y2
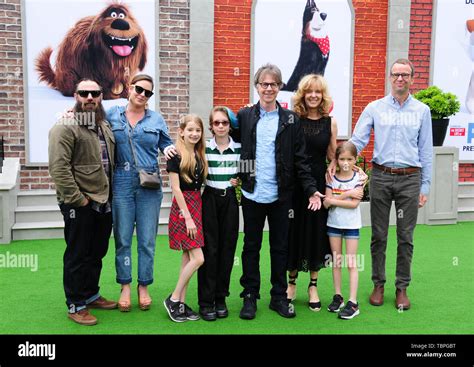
[{"x1": 413, "y1": 86, "x2": 460, "y2": 119}]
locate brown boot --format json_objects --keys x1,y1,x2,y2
[
  {"x1": 369, "y1": 285, "x2": 384, "y2": 306},
  {"x1": 87, "y1": 296, "x2": 118, "y2": 310},
  {"x1": 67, "y1": 309, "x2": 98, "y2": 326},
  {"x1": 395, "y1": 288, "x2": 411, "y2": 310}
]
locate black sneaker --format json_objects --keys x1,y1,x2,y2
[
  {"x1": 184, "y1": 304, "x2": 200, "y2": 321},
  {"x1": 239, "y1": 294, "x2": 257, "y2": 320},
  {"x1": 199, "y1": 306, "x2": 217, "y2": 321},
  {"x1": 163, "y1": 295, "x2": 187, "y2": 323},
  {"x1": 338, "y1": 300, "x2": 360, "y2": 320},
  {"x1": 215, "y1": 299, "x2": 228, "y2": 319},
  {"x1": 269, "y1": 298, "x2": 296, "y2": 318},
  {"x1": 327, "y1": 294, "x2": 344, "y2": 313}
]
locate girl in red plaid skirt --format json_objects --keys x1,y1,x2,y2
[{"x1": 164, "y1": 114, "x2": 208, "y2": 322}]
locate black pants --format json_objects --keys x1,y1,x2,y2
[
  {"x1": 198, "y1": 187, "x2": 239, "y2": 307},
  {"x1": 60, "y1": 203, "x2": 112, "y2": 312},
  {"x1": 239, "y1": 195, "x2": 292, "y2": 300}
]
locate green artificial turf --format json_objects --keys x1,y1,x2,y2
[{"x1": 0, "y1": 223, "x2": 473, "y2": 334}]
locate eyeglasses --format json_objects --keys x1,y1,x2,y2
[
  {"x1": 258, "y1": 82, "x2": 280, "y2": 90},
  {"x1": 132, "y1": 85, "x2": 154, "y2": 98},
  {"x1": 77, "y1": 90, "x2": 102, "y2": 98},
  {"x1": 390, "y1": 73, "x2": 412, "y2": 80},
  {"x1": 212, "y1": 120, "x2": 230, "y2": 127}
]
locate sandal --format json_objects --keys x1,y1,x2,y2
[
  {"x1": 308, "y1": 278, "x2": 321, "y2": 312},
  {"x1": 118, "y1": 286, "x2": 131, "y2": 312},
  {"x1": 137, "y1": 285, "x2": 152, "y2": 311},
  {"x1": 287, "y1": 272, "x2": 298, "y2": 302}
]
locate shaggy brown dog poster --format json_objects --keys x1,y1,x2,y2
[
  {"x1": 23, "y1": 0, "x2": 155, "y2": 164},
  {"x1": 35, "y1": 3, "x2": 148, "y2": 100}
]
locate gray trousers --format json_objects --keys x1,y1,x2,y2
[{"x1": 369, "y1": 168, "x2": 421, "y2": 289}]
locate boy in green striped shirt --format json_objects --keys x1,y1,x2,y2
[{"x1": 197, "y1": 106, "x2": 241, "y2": 321}]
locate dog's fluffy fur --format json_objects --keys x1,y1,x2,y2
[
  {"x1": 35, "y1": 2, "x2": 147, "y2": 99},
  {"x1": 282, "y1": 0, "x2": 329, "y2": 92}
]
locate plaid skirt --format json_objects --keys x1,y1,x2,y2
[{"x1": 168, "y1": 190, "x2": 205, "y2": 251}]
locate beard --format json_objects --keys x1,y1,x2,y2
[{"x1": 73, "y1": 101, "x2": 106, "y2": 127}]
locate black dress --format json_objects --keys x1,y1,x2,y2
[{"x1": 288, "y1": 116, "x2": 332, "y2": 272}]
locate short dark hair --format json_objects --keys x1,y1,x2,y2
[
  {"x1": 208, "y1": 106, "x2": 231, "y2": 135},
  {"x1": 75, "y1": 78, "x2": 102, "y2": 92},
  {"x1": 391, "y1": 58, "x2": 415, "y2": 76}
]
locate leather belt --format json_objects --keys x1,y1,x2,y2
[
  {"x1": 205, "y1": 186, "x2": 235, "y2": 197},
  {"x1": 372, "y1": 162, "x2": 420, "y2": 175}
]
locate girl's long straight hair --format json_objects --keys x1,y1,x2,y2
[{"x1": 175, "y1": 114, "x2": 208, "y2": 183}]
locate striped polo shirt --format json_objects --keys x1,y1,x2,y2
[{"x1": 205, "y1": 136, "x2": 241, "y2": 190}]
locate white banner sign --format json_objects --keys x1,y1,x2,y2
[
  {"x1": 432, "y1": 0, "x2": 474, "y2": 161},
  {"x1": 252, "y1": 0, "x2": 353, "y2": 138},
  {"x1": 23, "y1": 0, "x2": 156, "y2": 164}
]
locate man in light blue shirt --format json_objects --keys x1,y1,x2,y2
[
  {"x1": 350, "y1": 58, "x2": 433, "y2": 311},
  {"x1": 241, "y1": 107, "x2": 279, "y2": 203}
]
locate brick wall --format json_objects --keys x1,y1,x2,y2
[
  {"x1": 214, "y1": 0, "x2": 389, "y2": 164},
  {"x1": 351, "y1": 0, "x2": 388, "y2": 161},
  {"x1": 158, "y1": 0, "x2": 190, "y2": 187},
  {"x1": 409, "y1": 0, "x2": 432, "y2": 91},
  {"x1": 0, "y1": 0, "x2": 190, "y2": 190},
  {"x1": 409, "y1": 0, "x2": 474, "y2": 182},
  {"x1": 214, "y1": 0, "x2": 252, "y2": 112}
]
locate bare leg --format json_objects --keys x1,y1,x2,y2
[
  {"x1": 345, "y1": 238, "x2": 359, "y2": 304},
  {"x1": 308, "y1": 271, "x2": 320, "y2": 303},
  {"x1": 172, "y1": 248, "x2": 204, "y2": 304},
  {"x1": 118, "y1": 283, "x2": 131, "y2": 310},
  {"x1": 286, "y1": 270, "x2": 298, "y2": 300},
  {"x1": 329, "y1": 236, "x2": 343, "y2": 295}
]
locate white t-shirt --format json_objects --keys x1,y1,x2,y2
[{"x1": 326, "y1": 171, "x2": 362, "y2": 230}]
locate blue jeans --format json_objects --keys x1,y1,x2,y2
[
  {"x1": 327, "y1": 226, "x2": 360, "y2": 239},
  {"x1": 113, "y1": 167, "x2": 163, "y2": 286}
]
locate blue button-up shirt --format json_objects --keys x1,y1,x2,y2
[
  {"x1": 242, "y1": 107, "x2": 279, "y2": 203},
  {"x1": 350, "y1": 94, "x2": 433, "y2": 195},
  {"x1": 106, "y1": 105, "x2": 174, "y2": 171}
]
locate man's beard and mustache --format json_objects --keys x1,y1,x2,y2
[{"x1": 73, "y1": 101, "x2": 106, "y2": 127}]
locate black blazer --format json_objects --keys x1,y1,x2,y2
[{"x1": 231, "y1": 101, "x2": 318, "y2": 202}]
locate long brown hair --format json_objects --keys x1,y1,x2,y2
[
  {"x1": 292, "y1": 74, "x2": 332, "y2": 119},
  {"x1": 176, "y1": 114, "x2": 208, "y2": 183}
]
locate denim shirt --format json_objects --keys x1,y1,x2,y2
[
  {"x1": 106, "y1": 105, "x2": 174, "y2": 172},
  {"x1": 242, "y1": 107, "x2": 279, "y2": 203}
]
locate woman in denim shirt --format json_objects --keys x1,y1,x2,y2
[{"x1": 107, "y1": 74, "x2": 176, "y2": 312}]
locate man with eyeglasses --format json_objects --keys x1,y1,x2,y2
[
  {"x1": 49, "y1": 79, "x2": 117, "y2": 325},
  {"x1": 231, "y1": 63, "x2": 324, "y2": 320},
  {"x1": 349, "y1": 58, "x2": 433, "y2": 311}
]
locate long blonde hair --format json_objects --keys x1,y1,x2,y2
[
  {"x1": 176, "y1": 114, "x2": 208, "y2": 184},
  {"x1": 292, "y1": 74, "x2": 332, "y2": 118}
]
